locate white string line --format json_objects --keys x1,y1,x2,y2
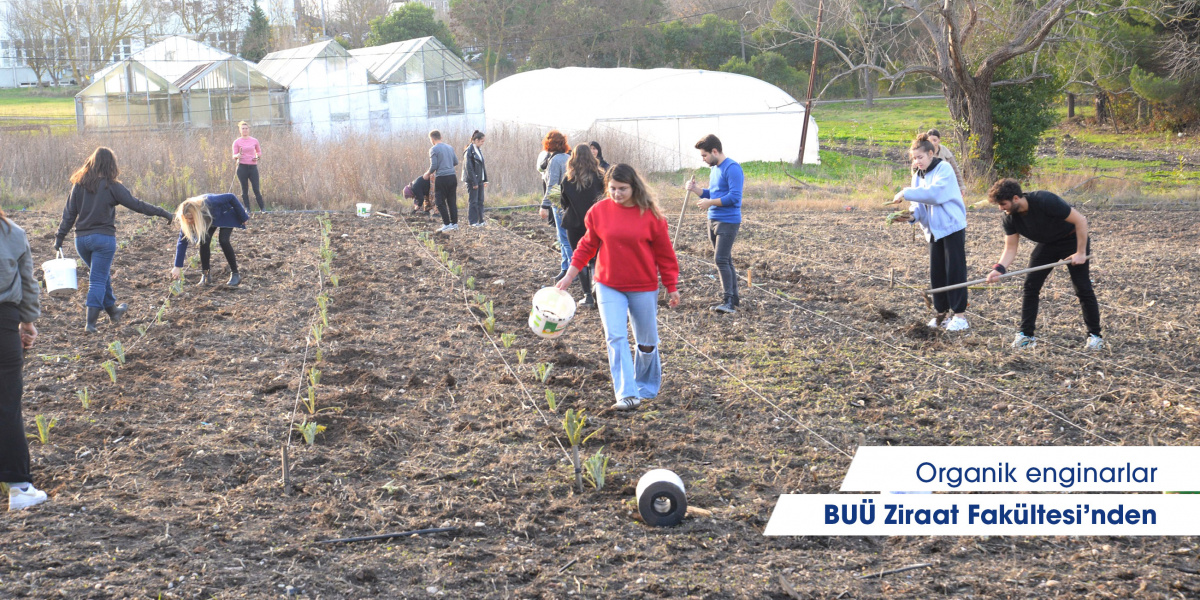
[
  {"x1": 738, "y1": 228, "x2": 1200, "y2": 394},
  {"x1": 671, "y1": 250, "x2": 1117, "y2": 444},
  {"x1": 485, "y1": 214, "x2": 855, "y2": 459},
  {"x1": 394, "y1": 212, "x2": 571, "y2": 462}
]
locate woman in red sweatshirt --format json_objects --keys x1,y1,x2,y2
[{"x1": 556, "y1": 164, "x2": 680, "y2": 411}]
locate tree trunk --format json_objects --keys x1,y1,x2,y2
[
  {"x1": 942, "y1": 77, "x2": 995, "y2": 179},
  {"x1": 1067, "y1": 92, "x2": 1075, "y2": 118}
]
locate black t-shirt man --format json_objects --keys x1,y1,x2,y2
[{"x1": 986, "y1": 179, "x2": 1103, "y2": 348}]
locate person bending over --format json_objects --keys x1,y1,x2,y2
[
  {"x1": 985, "y1": 179, "x2": 1103, "y2": 351},
  {"x1": 171, "y1": 194, "x2": 250, "y2": 287}
]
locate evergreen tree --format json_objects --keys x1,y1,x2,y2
[
  {"x1": 365, "y1": 3, "x2": 459, "y2": 55},
  {"x1": 241, "y1": 0, "x2": 272, "y2": 63}
]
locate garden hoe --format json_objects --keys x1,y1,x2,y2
[
  {"x1": 920, "y1": 256, "x2": 1093, "y2": 323},
  {"x1": 673, "y1": 175, "x2": 695, "y2": 247}
]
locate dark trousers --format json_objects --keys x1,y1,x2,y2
[
  {"x1": 708, "y1": 220, "x2": 740, "y2": 303},
  {"x1": 0, "y1": 304, "x2": 31, "y2": 485},
  {"x1": 467, "y1": 184, "x2": 485, "y2": 225},
  {"x1": 200, "y1": 226, "x2": 238, "y2": 273},
  {"x1": 929, "y1": 228, "x2": 968, "y2": 314},
  {"x1": 1021, "y1": 237, "x2": 1100, "y2": 337},
  {"x1": 566, "y1": 227, "x2": 594, "y2": 268},
  {"x1": 434, "y1": 174, "x2": 458, "y2": 225},
  {"x1": 237, "y1": 164, "x2": 263, "y2": 211}
]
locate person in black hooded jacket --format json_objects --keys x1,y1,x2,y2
[
  {"x1": 557, "y1": 144, "x2": 606, "y2": 308},
  {"x1": 55, "y1": 147, "x2": 172, "y2": 333}
]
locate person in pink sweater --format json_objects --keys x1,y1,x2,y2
[
  {"x1": 556, "y1": 164, "x2": 680, "y2": 411},
  {"x1": 232, "y1": 121, "x2": 264, "y2": 211}
]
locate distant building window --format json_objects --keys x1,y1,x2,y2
[
  {"x1": 0, "y1": 41, "x2": 14, "y2": 68},
  {"x1": 426, "y1": 80, "x2": 464, "y2": 116},
  {"x1": 331, "y1": 113, "x2": 351, "y2": 122},
  {"x1": 379, "y1": 87, "x2": 388, "y2": 102}
]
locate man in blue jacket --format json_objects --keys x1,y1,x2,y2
[{"x1": 687, "y1": 134, "x2": 743, "y2": 313}]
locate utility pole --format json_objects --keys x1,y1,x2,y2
[{"x1": 795, "y1": 0, "x2": 824, "y2": 167}]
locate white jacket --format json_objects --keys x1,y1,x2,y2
[{"x1": 904, "y1": 159, "x2": 967, "y2": 242}]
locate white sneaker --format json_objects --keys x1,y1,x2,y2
[
  {"x1": 927, "y1": 314, "x2": 947, "y2": 328},
  {"x1": 612, "y1": 397, "x2": 641, "y2": 411},
  {"x1": 1085, "y1": 334, "x2": 1104, "y2": 351},
  {"x1": 436, "y1": 224, "x2": 452, "y2": 233},
  {"x1": 943, "y1": 315, "x2": 969, "y2": 331},
  {"x1": 1012, "y1": 332, "x2": 1037, "y2": 349},
  {"x1": 8, "y1": 483, "x2": 47, "y2": 511},
  {"x1": 448, "y1": 223, "x2": 460, "y2": 231}
]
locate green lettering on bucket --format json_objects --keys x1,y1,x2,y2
[{"x1": 545, "y1": 322, "x2": 558, "y2": 332}]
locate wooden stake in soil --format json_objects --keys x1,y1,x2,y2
[
  {"x1": 890, "y1": 268, "x2": 895, "y2": 289},
  {"x1": 281, "y1": 444, "x2": 292, "y2": 496},
  {"x1": 673, "y1": 178, "x2": 694, "y2": 247}
]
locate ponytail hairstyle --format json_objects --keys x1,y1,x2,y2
[
  {"x1": 175, "y1": 196, "x2": 213, "y2": 245},
  {"x1": 910, "y1": 133, "x2": 936, "y2": 156},
  {"x1": 605, "y1": 164, "x2": 663, "y2": 220},
  {"x1": 565, "y1": 143, "x2": 603, "y2": 189},
  {"x1": 0, "y1": 207, "x2": 9, "y2": 231},
  {"x1": 70, "y1": 147, "x2": 121, "y2": 194},
  {"x1": 465, "y1": 130, "x2": 484, "y2": 150}
]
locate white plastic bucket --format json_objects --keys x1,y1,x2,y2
[
  {"x1": 356, "y1": 203, "x2": 371, "y2": 217},
  {"x1": 528, "y1": 287, "x2": 576, "y2": 339},
  {"x1": 42, "y1": 250, "x2": 77, "y2": 297}
]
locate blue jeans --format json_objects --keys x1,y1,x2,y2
[
  {"x1": 75, "y1": 234, "x2": 117, "y2": 309},
  {"x1": 552, "y1": 207, "x2": 573, "y2": 272},
  {"x1": 596, "y1": 282, "x2": 661, "y2": 400}
]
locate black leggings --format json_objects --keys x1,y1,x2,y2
[
  {"x1": 1021, "y1": 237, "x2": 1100, "y2": 337},
  {"x1": 0, "y1": 304, "x2": 31, "y2": 485},
  {"x1": 200, "y1": 227, "x2": 238, "y2": 273},
  {"x1": 929, "y1": 228, "x2": 968, "y2": 314},
  {"x1": 237, "y1": 164, "x2": 263, "y2": 211}
]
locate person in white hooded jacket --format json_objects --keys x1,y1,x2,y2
[{"x1": 887, "y1": 133, "x2": 969, "y2": 331}]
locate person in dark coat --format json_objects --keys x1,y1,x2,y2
[
  {"x1": 55, "y1": 147, "x2": 174, "y2": 333},
  {"x1": 405, "y1": 175, "x2": 434, "y2": 216},
  {"x1": 589, "y1": 141, "x2": 610, "y2": 171},
  {"x1": 558, "y1": 144, "x2": 606, "y2": 308},
  {"x1": 463, "y1": 130, "x2": 488, "y2": 227},
  {"x1": 171, "y1": 194, "x2": 250, "y2": 287}
]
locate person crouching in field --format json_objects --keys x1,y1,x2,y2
[
  {"x1": 887, "y1": 133, "x2": 969, "y2": 331},
  {"x1": 405, "y1": 174, "x2": 434, "y2": 217},
  {"x1": 556, "y1": 164, "x2": 680, "y2": 412},
  {"x1": 56, "y1": 147, "x2": 174, "y2": 333},
  {"x1": 985, "y1": 179, "x2": 1103, "y2": 351},
  {"x1": 170, "y1": 194, "x2": 249, "y2": 287},
  {"x1": 557, "y1": 144, "x2": 607, "y2": 309}
]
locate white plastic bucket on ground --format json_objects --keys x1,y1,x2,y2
[
  {"x1": 356, "y1": 203, "x2": 371, "y2": 217},
  {"x1": 42, "y1": 250, "x2": 77, "y2": 297},
  {"x1": 528, "y1": 287, "x2": 576, "y2": 339}
]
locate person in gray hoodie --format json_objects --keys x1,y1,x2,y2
[
  {"x1": 425, "y1": 130, "x2": 460, "y2": 232},
  {"x1": 887, "y1": 133, "x2": 969, "y2": 331},
  {"x1": 55, "y1": 147, "x2": 173, "y2": 332},
  {"x1": 0, "y1": 208, "x2": 47, "y2": 510}
]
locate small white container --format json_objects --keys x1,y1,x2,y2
[
  {"x1": 356, "y1": 203, "x2": 372, "y2": 217},
  {"x1": 528, "y1": 287, "x2": 576, "y2": 339},
  {"x1": 42, "y1": 250, "x2": 78, "y2": 297}
]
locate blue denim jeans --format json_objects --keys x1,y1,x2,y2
[
  {"x1": 552, "y1": 207, "x2": 573, "y2": 272},
  {"x1": 75, "y1": 234, "x2": 117, "y2": 309},
  {"x1": 596, "y1": 282, "x2": 661, "y2": 400}
]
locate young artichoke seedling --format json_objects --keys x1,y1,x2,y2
[
  {"x1": 107, "y1": 340, "x2": 126, "y2": 365},
  {"x1": 101, "y1": 360, "x2": 117, "y2": 383},
  {"x1": 583, "y1": 448, "x2": 609, "y2": 491}
]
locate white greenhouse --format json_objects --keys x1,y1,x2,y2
[
  {"x1": 75, "y1": 36, "x2": 287, "y2": 132},
  {"x1": 257, "y1": 40, "x2": 378, "y2": 138},
  {"x1": 349, "y1": 36, "x2": 484, "y2": 136},
  {"x1": 485, "y1": 67, "x2": 819, "y2": 170}
]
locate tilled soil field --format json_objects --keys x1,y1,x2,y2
[{"x1": 3, "y1": 203, "x2": 1199, "y2": 599}]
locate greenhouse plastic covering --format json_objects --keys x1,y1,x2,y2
[{"x1": 485, "y1": 67, "x2": 820, "y2": 169}]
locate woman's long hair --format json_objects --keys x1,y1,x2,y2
[
  {"x1": 0, "y1": 207, "x2": 9, "y2": 231},
  {"x1": 565, "y1": 143, "x2": 603, "y2": 190},
  {"x1": 606, "y1": 164, "x2": 663, "y2": 220},
  {"x1": 175, "y1": 196, "x2": 213, "y2": 245},
  {"x1": 70, "y1": 147, "x2": 120, "y2": 194},
  {"x1": 542, "y1": 130, "x2": 569, "y2": 154}
]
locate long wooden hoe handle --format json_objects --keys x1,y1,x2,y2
[
  {"x1": 672, "y1": 177, "x2": 694, "y2": 247},
  {"x1": 924, "y1": 256, "x2": 1093, "y2": 296}
]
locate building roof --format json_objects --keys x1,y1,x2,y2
[
  {"x1": 78, "y1": 36, "x2": 284, "y2": 97},
  {"x1": 348, "y1": 36, "x2": 478, "y2": 84},
  {"x1": 258, "y1": 39, "x2": 378, "y2": 87}
]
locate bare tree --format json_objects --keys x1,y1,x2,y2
[
  {"x1": 331, "y1": 0, "x2": 387, "y2": 48},
  {"x1": 759, "y1": 0, "x2": 905, "y2": 106},
  {"x1": 5, "y1": 0, "x2": 52, "y2": 85},
  {"x1": 20, "y1": 0, "x2": 150, "y2": 85},
  {"x1": 451, "y1": 0, "x2": 544, "y2": 83}
]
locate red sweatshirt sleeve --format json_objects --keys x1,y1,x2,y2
[
  {"x1": 650, "y1": 215, "x2": 679, "y2": 293},
  {"x1": 570, "y1": 208, "x2": 602, "y2": 271}
]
